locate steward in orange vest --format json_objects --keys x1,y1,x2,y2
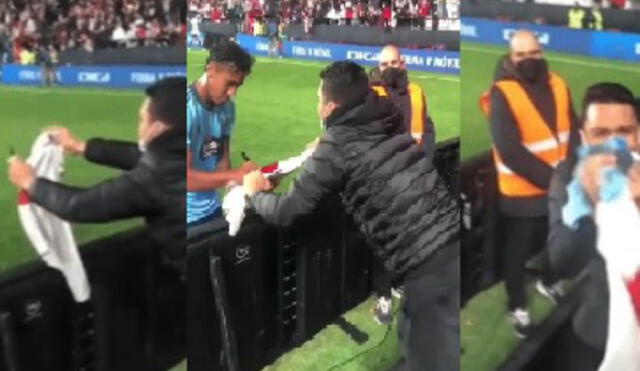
[
  {"x1": 370, "y1": 66, "x2": 435, "y2": 159},
  {"x1": 480, "y1": 55, "x2": 578, "y2": 216}
]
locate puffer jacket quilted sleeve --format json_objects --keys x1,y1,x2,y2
[{"x1": 249, "y1": 132, "x2": 344, "y2": 227}]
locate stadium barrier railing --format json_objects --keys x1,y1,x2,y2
[
  {"x1": 58, "y1": 46, "x2": 186, "y2": 66},
  {"x1": 0, "y1": 140, "x2": 459, "y2": 371},
  {"x1": 186, "y1": 202, "x2": 373, "y2": 371},
  {"x1": 461, "y1": 17, "x2": 640, "y2": 63},
  {"x1": 498, "y1": 277, "x2": 587, "y2": 371},
  {"x1": 461, "y1": 150, "x2": 502, "y2": 305},
  {"x1": 0, "y1": 228, "x2": 185, "y2": 371},
  {"x1": 186, "y1": 138, "x2": 460, "y2": 370},
  {"x1": 198, "y1": 22, "x2": 460, "y2": 50},
  {"x1": 461, "y1": 152, "x2": 594, "y2": 370}
]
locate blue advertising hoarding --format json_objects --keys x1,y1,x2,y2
[
  {"x1": 2, "y1": 64, "x2": 186, "y2": 88},
  {"x1": 461, "y1": 17, "x2": 640, "y2": 63},
  {"x1": 236, "y1": 33, "x2": 460, "y2": 75},
  {"x1": 591, "y1": 31, "x2": 640, "y2": 62}
]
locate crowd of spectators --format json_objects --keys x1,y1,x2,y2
[
  {"x1": 188, "y1": 0, "x2": 460, "y2": 34},
  {"x1": 0, "y1": 0, "x2": 186, "y2": 64}
]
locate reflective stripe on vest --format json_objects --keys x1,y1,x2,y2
[
  {"x1": 371, "y1": 83, "x2": 427, "y2": 144},
  {"x1": 492, "y1": 73, "x2": 571, "y2": 197},
  {"x1": 408, "y1": 83, "x2": 426, "y2": 143},
  {"x1": 371, "y1": 85, "x2": 388, "y2": 97}
]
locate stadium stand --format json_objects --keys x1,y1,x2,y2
[
  {"x1": 0, "y1": 0, "x2": 186, "y2": 64},
  {"x1": 188, "y1": 0, "x2": 460, "y2": 32}
]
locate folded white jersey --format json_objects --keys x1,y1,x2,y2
[
  {"x1": 17, "y1": 132, "x2": 91, "y2": 302},
  {"x1": 222, "y1": 148, "x2": 314, "y2": 236}
]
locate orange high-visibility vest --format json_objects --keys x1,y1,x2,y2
[
  {"x1": 371, "y1": 82, "x2": 427, "y2": 145},
  {"x1": 486, "y1": 73, "x2": 572, "y2": 197}
]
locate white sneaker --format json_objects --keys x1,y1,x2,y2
[
  {"x1": 373, "y1": 296, "x2": 393, "y2": 325},
  {"x1": 536, "y1": 280, "x2": 565, "y2": 305},
  {"x1": 509, "y1": 307, "x2": 531, "y2": 339}
]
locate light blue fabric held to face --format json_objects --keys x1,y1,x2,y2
[{"x1": 563, "y1": 136, "x2": 634, "y2": 229}]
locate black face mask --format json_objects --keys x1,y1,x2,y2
[
  {"x1": 381, "y1": 67, "x2": 409, "y2": 91},
  {"x1": 515, "y1": 58, "x2": 549, "y2": 83}
]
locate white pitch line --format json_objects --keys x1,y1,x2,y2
[
  {"x1": 0, "y1": 85, "x2": 142, "y2": 97},
  {"x1": 463, "y1": 45, "x2": 640, "y2": 73}
]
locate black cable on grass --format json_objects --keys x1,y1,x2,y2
[{"x1": 324, "y1": 305, "x2": 401, "y2": 371}]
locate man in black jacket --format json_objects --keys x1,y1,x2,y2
[
  {"x1": 8, "y1": 77, "x2": 186, "y2": 265},
  {"x1": 243, "y1": 61, "x2": 460, "y2": 371},
  {"x1": 547, "y1": 83, "x2": 640, "y2": 370}
]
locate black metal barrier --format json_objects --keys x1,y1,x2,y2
[
  {"x1": 461, "y1": 150, "x2": 502, "y2": 304},
  {"x1": 0, "y1": 138, "x2": 460, "y2": 371},
  {"x1": 58, "y1": 46, "x2": 186, "y2": 65},
  {"x1": 461, "y1": 151, "x2": 596, "y2": 370},
  {"x1": 285, "y1": 24, "x2": 460, "y2": 50},
  {"x1": 187, "y1": 138, "x2": 460, "y2": 371},
  {"x1": 200, "y1": 22, "x2": 460, "y2": 50},
  {"x1": 498, "y1": 277, "x2": 586, "y2": 371},
  {"x1": 0, "y1": 228, "x2": 185, "y2": 371},
  {"x1": 186, "y1": 201, "x2": 373, "y2": 371},
  {"x1": 433, "y1": 137, "x2": 460, "y2": 198}
]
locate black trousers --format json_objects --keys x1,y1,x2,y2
[
  {"x1": 397, "y1": 247, "x2": 460, "y2": 371},
  {"x1": 372, "y1": 254, "x2": 394, "y2": 298},
  {"x1": 503, "y1": 216, "x2": 551, "y2": 310}
]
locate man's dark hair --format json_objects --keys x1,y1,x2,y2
[
  {"x1": 207, "y1": 40, "x2": 254, "y2": 75},
  {"x1": 319, "y1": 61, "x2": 370, "y2": 107},
  {"x1": 580, "y1": 82, "x2": 639, "y2": 127},
  {"x1": 145, "y1": 77, "x2": 186, "y2": 132}
]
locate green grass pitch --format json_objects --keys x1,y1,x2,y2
[
  {"x1": 460, "y1": 41, "x2": 640, "y2": 371},
  {"x1": 187, "y1": 49, "x2": 460, "y2": 371},
  {"x1": 0, "y1": 85, "x2": 145, "y2": 273}
]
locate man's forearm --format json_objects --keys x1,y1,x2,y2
[
  {"x1": 84, "y1": 138, "x2": 140, "y2": 170},
  {"x1": 187, "y1": 168, "x2": 241, "y2": 191}
]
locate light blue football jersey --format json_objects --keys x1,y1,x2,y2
[{"x1": 186, "y1": 84, "x2": 235, "y2": 224}]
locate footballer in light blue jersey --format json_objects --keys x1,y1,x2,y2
[
  {"x1": 186, "y1": 41, "x2": 256, "y2": 226},
  {"x1": 186, "y1": 85, "x2": 235, "y2": 224}
]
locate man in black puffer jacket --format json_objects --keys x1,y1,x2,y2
[
  {"x1": 8, "y1": 77, "x2": 186, "y2": 267},
  {"x1": 243, "y1": 61, "x2": 460, "y2": 371}
]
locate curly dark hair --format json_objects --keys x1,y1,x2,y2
[
  {"x1": 319, "y1": 61, "x2": 370, "y2": 107},
  {"x1": 206, "y1": 40, "x2": 255, "y2": 75}
]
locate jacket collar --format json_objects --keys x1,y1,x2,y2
[{"x1": 325, "y1": 90, "x2": 404, "y2": 136}]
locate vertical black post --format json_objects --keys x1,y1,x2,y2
[
  {"x1": 208, "y1": 254, "x2": 240, "y2": 371},
  {"x1": 0, "y1": 311, "x2": 19, "y2": 371}
]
